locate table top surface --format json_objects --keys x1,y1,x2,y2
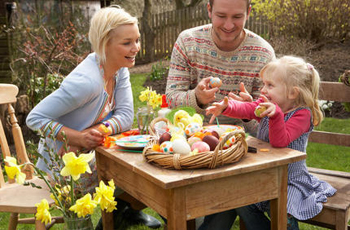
[{"x1": 96, "y1": 136, "x2": 306, "y2": 189}]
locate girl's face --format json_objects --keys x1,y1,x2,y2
[
  {"x1": 208, "y1": 0, "x2": 250, "y2": 51},
  {"x1": 260, "y1": 69, "x2": 296, "y2": 112},
  {"x1": 105, "y1": 23, "x2": 141, "y2": 70}
]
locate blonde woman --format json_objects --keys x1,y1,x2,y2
[{"x1": 26, "y1": 5, "x2": 161, "y2": 229}]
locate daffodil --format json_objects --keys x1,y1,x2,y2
[
  {"x1": 69, "y1": 193, "x2": 97, "y2": 218},
  {"x1": 4, "y1": 156, "x2": 26, "y2": 184},
  {"x1": 35, "y1": 199, "x2": 52, "y2": 225},
  {"x1": 60, "y1": 152, "x2": 94, "y2": 181},
  {"x1": 94, "y1": 180, "x2": 117, "y2": 212},
  {"x1": 139, "y1": 87, "x2": 162, "y2": 109},
  {"x1": 50, "y1": 185, "x2": 71, "y2": 205}
]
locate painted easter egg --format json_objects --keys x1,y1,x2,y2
[
  {"x1": 209, "y1": 77, "x2": 222, "y2": 88},
  {"x1": 219, "y1": 132, "x2": 237, "y2": 149},
  {"x1": 160, "y1": 141, "x2": 173, "y2": 154},
  {"x1": 187, "y1": 136, "x2": 202, "y2": 147},
  {"x1": 191, "y1": 141, "x2": 210, "y2": 153},
  {"x1": 185, "y1": 123, "x2": 202, "y2": 136},
  {"x1": 254, "y1": 105, "x2": 267, "y2": 117}
]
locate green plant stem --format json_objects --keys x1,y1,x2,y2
[
  {"x1": 70, "y1": 177, "x2": 75, "y2": 215},
  {"x1": 31, "y1": 164, "x2": 67, "y2": 217}
]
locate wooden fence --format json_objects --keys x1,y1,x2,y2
[{"x1": 136, "y1": 4, "x2": 269, "y2": 64}]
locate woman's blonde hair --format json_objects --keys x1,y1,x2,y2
[
  {"x1": 260, "y1": 56, "x2": 323, "y2": 126},
  {"x1": 88, "y1": 5, "x2": 138, "y2": 64}
]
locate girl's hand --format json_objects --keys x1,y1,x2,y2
[
  {"x1": 228, "y1": 82, "x2": 253, "y2": 102},
  {"x1": 258, "y1": 95, "x2": 276, "y2": 117},
  {"x1": 205, "y1": 97, "x2": 229, "y2": 124}
]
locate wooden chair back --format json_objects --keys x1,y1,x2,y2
[
  {"x1": 0, "y1": 83, "x2": 33, "y2": 188},
  {"x1": 0, "y1": 84, "x2": 64, "y2": 229}
]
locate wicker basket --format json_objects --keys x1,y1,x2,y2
[{"x1": 143, "y1": 118, "x2": 248, "y2": 170}]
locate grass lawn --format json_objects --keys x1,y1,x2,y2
[{"x1": 0, "y1": 73, "x2": 348, "y2": 229}]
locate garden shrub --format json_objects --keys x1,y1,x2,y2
[
  {"x1": 252, "y1": 0, "x2": 350, "y2": 42},
  {"x1": 9, "y1": 1, "x2": 91, "y2": 107}
]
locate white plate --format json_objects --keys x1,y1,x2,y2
[{"x1": 115, "y1": 135, "x2": 151, "y2": 150}]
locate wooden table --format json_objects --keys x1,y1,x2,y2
[{"x1": 95, "y1": 136, "x2": 306, "y2": 230}]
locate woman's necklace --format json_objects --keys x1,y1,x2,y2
[{"x1": 104, "y1": 76, "x2": 115, "y2": 104}]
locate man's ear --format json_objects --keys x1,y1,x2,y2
[
  {"x1": 207, "y1": 2, "x2": 212, "y2": 19},
  {"x1": 288, "y1": 87, "x2": 299, "y2": 100}
]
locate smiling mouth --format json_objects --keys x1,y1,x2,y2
[{"x1": 126, "y1": 56, "x2": 136, "y2": 61}]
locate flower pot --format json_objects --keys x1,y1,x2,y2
[{"x1": 64, "y1": 215, "x2": 93, "y2": 230}]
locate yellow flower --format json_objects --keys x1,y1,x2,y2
[
  {"x1": 139, "y1": 88, "x2": 162, "y2": 109},
  {"x1": 94, "y1": 180, "x2": 117, "y2": 213},
  {"x1": 69, "y1": 193, "x2": 97, "y2": 218},
  {"x1": 4, "y1": 156, "x2": 26, "y2": 184},
  {"x1": 60, "y1": 152, "x2": 94, "y2": 181},
  {"x1": 35, "y1": 199, "x2": 52, "y2": 225},
  {"x1": 50, "y1": 185, "x2": 71, "y2": 205}
]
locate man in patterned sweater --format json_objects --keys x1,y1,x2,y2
[{"x1": 166, "y1": 0, "x2": 275, "y2": 136}]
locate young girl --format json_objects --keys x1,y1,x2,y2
[{"x1": 206, "y1": 56, "x2": 336, "y2": 229}]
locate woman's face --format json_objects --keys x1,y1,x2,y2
[{"x1": 105, "y1": 23, "x2": 141, "y2": 70}]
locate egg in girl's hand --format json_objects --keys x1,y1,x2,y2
[
  {"x1": 209, "y1": 77, "x2": 222, "y2": 88},
  {"x1": 191, "y1": 141, "x2": 210, "y2": 153},
  {"x1": 254, "y1": 105, "x2": 267, "y2": 117},
  {"x1": 160, "y1": 141, "x2": 173, "y2": 154},
  {"x1": 172, "y1": 139, "x2": 191, "y2": 155},
  {"x1": 185, "y1": 123, "x2": 202, "y2": 136}
]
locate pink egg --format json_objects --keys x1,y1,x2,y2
[{"x1": 191, "y1": 141, "x2": 210, "y2": 153}]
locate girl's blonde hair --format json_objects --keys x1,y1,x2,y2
[
  {"x1": 260, "y1": 56, "x2": 323, "y2": 126},
  {"x1": 88, "y1": 5, "x2": 138, "y2": 64}
]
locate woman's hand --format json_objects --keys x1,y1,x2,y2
[
  {"x1": 195, "y1": 77, "x2": 220, "y2": 106},
  {"x1": 205, "y1": 97, "x2": 229, "y2": 124},
  {"x1": 79, "y1": 127, "x2": 105, "y2": 150},
  {"x1": 228, "y1": 82, "x2": 253, "y2": 102}
]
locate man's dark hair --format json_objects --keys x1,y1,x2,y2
[{"x1": 209, "y1": 0, "x2": 251, "y2": 12}]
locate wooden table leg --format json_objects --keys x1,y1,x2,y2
[
  {"x1": 270, "y1": 165, "x2": 288, "y2": 230},
  {"x1": 102, "y1": 210, "x2": 113, "y2": 230},
  {"x1": 187, "y1": 219, "x2": 196, "y2": 230},
  {"x1": 166, "y1": 187, "x2": 187, "y2": 230}
]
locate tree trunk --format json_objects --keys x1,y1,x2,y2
[{"x1": 142, "y1": 0, "x2": 155, "y2": 62}]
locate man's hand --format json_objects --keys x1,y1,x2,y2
[
  {"x1": 206, "y1": 97, "x2": 229, "y2": 124},
  {"x1": 195, "y1": 77, "x2": 219, "y2": 106},
  {"x1": 228, "y1": 82, "x2": 253, "y2": 102}
]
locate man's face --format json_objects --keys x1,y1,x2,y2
[{"x1": 208, "y1": 0, "x2": 250, "y2": 51}]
